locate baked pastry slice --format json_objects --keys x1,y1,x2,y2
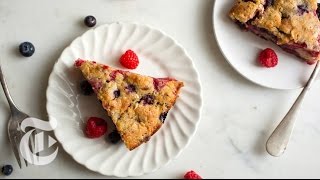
[
  {"x1": 229, "y1": 0, "x2": 320, "y2": 63},
  {"x1": 75, "y1": 59, "x2": 184, "y2": 150}
]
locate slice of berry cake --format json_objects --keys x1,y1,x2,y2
[
  {"x1": 229, "y1": 0, "x2": 320, "y2": 64},
  {"x1": 75, "y1": 59, "x2": 184, "y2": 150}
]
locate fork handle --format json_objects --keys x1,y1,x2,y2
[{"x1": 0, "y1": 64, "x2": 19, "y2": 112}]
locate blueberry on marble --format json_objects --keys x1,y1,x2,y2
[
  {"x1": 2, "y1": 165, "x2": 13, "y2": 176},
  {"x1": 84, "y1": 15, "x2": 97, "y2": 27},
  {"x1": 19, "y1": 42, "x2": 35, "y2": 57}
]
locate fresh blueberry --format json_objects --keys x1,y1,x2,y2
[
  {"x1": 297, "y1": 4, "x2": 308, "y2": 15},
  {"x1": 126, "y1": 84, "x2": 136, "y2": 93},
  {"x1": 114, "y1": 90, "x2": 121, "y2": 98},
  {"x1": 265, "y1": 0, "x2": 274, "y2": 7},
  {"x1": 19, "y1": 42, "x2": 35, "y2": 57},
  {"x1": 140, "y1": 94, "x2": 155, "y2": 105},
  {"x1": 108, "y1": 130, "x2": 121, "y2": 144},
  {"x1": 80, "y1": 80, "x2": 94, "y2": 96},
  {"x1": 2, "y1": 165, "x2": 13, "y2": 176},
  {"x1": 84, "y1": 15, "x2": 97, "y2": 27},
  {"x1": 159, "y1": 112, "x2": 168, "y2": 123}
]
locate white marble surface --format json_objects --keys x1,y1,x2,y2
[{"x1": 1, "y1": 0, "x2": 320, "y2": 178}]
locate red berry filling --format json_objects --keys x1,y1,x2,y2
[
  {"x1": 110, "y1": 70, "x2": 125, "y2": 81},
  {"x1": 85, "y1": 117, "x2": 108, "y2": 138},
  {"x1": 87, "y1": 79, "x2": 103, "y2": 93},
  {"x1": 307, "y1": 61, "x2": 316, "y2": 65},
  {"x1": 103, "y1": 65, "x2": 109, "y2": 70},
  {"x1": 153, "y1": 78, "x2": 175, "y2": 91},
  {"x1": 75, "y1": 59, "x2": 85, "y2": 67},
  {"x1": 258, "y1": 48, "x2": 278, "y2": 68}
]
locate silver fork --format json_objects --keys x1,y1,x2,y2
[{"x1": 0, "y1": 63, "x2": 34, "y2": 168}]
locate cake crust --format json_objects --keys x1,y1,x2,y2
[{"x1": 75, "y1": 60, "x2": 184, "y2": 150}]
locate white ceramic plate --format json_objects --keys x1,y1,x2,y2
[
  {"x1": 46, "y1": 23, "x2": 202, "y2": 177},
  {"x1": 213, "y1": 0, "x2": 317, "y2": 90}
]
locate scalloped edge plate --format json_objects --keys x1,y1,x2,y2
[{"x1": 46, "y1": 22, "x2": 202, "y2": 177}]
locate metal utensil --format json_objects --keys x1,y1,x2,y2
[
  {"x1": 266, "y1": 61, "x2": 320, "y2": 157},
  {"x1": 0, "y1": 63, "x2": 34, "y2": 168}
]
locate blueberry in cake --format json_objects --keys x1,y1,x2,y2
[
  {"x1": 75, "y1": 59, "x2": 184, "y2": 150},
  {"x1": 229, "y1": 0, "x2": 320, "y2": 64}
]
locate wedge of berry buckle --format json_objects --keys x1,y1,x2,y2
[
  {"x1": 75, "y1": 59, "x2": 184, "y2": 150},
  {"x1": 229, "y1": 0, "x2": 320, "y2": 64}
]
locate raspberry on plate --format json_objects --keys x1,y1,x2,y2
[
  {"x1": 258, "y1": 48, "x2": 278, "y2": 68},
  {"x1": 184, "y1": 170, "x2": 202, "y2": 179},
  {"x1": 85, "y1": 117, "x2": 108, "y2": 138},
  {"x1": 119, "y1": 50, "x2": 139, "y2": 69}
]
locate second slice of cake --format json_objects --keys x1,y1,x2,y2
[{"x1": 229, "y1": 0, "x2": 320, "y2": 63}]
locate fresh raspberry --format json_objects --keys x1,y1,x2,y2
[
  {"x1": 85, "y1": 117, "x2": 108, "y2": 138},
  {"x1": 184, "y1": 170, "x2": 202, "y2": 179},
  {"x1": 119, "y1": 50, "x2": 139, "y2": 69},
  {"x1": 258, "y1": 48, "x2": 278, "y2": 68}
]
